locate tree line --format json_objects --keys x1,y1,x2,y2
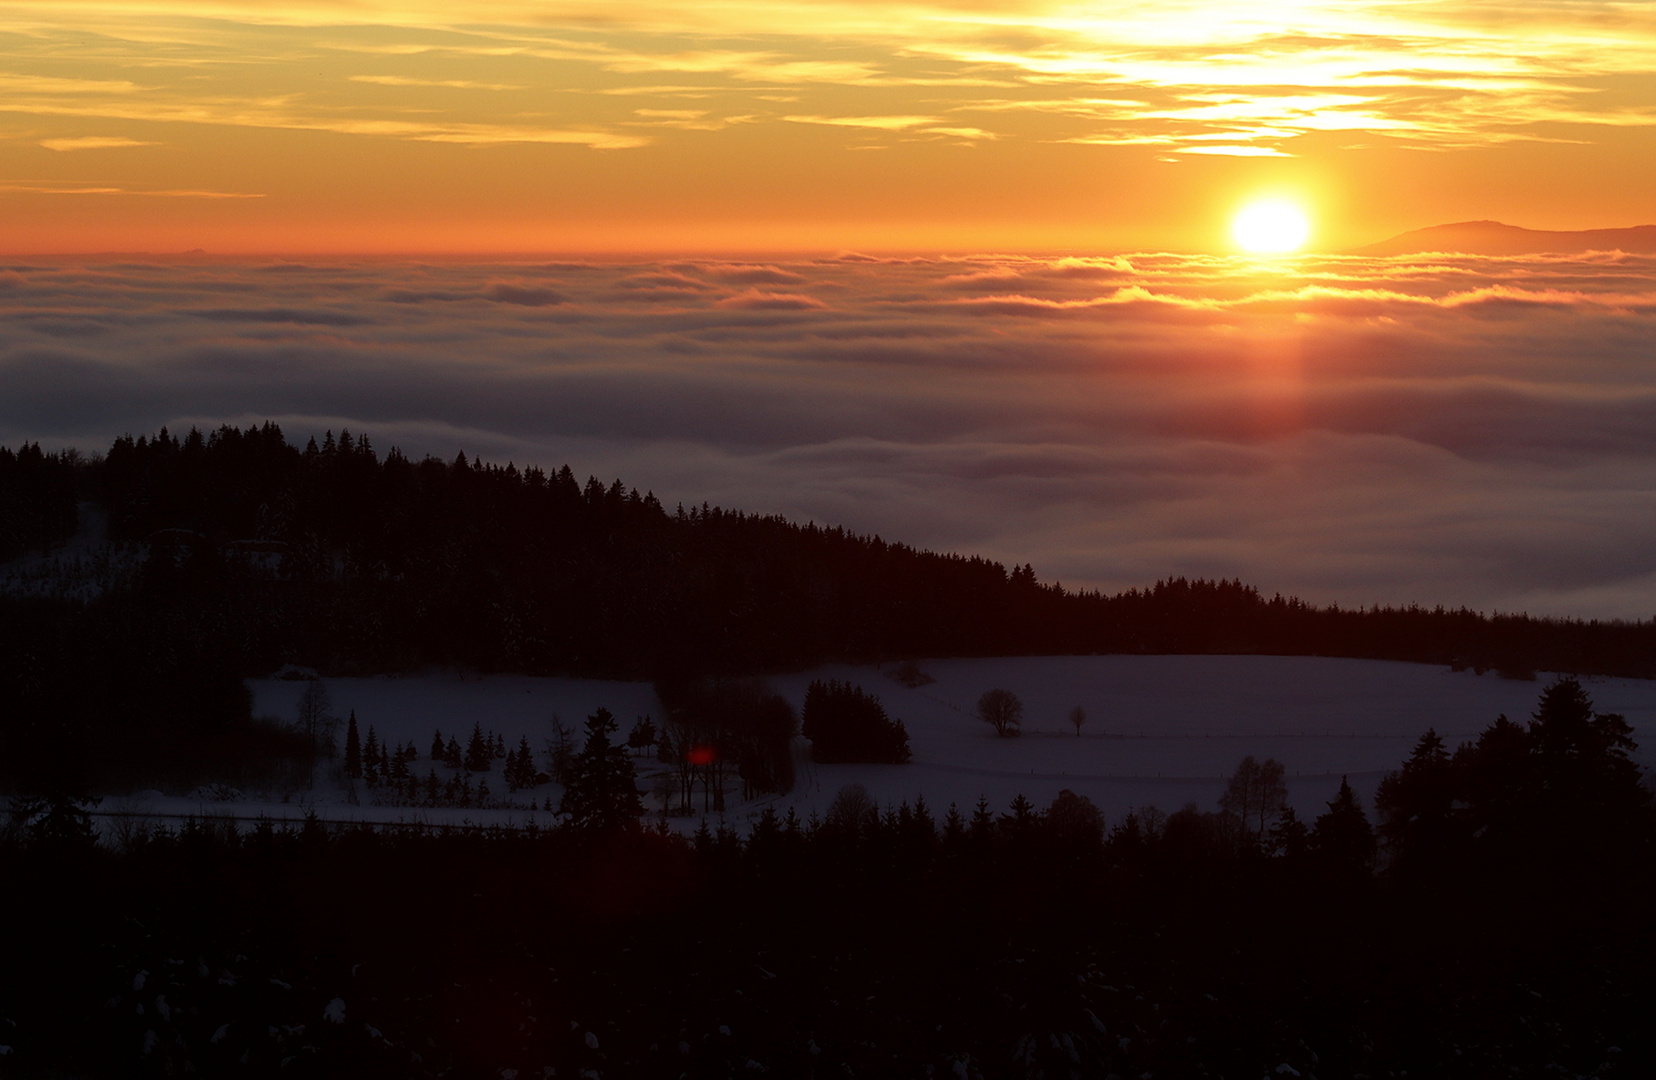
[
  {"x1": 4, "y1": 423, "x2": 1656, "y2": 790},
  {"x1": 4, "y1": 678, "x2": 1653, "y2": 1078}
]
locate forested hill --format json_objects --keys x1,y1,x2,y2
[{"x1": 3, "y1": 423, "x2": 1655, "y2": 682}]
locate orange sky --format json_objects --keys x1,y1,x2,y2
[{"x1": 4, "y1": 0, "x2": 1655, "y2": 254}]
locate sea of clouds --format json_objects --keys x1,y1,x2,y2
[{"x1": 3, "y1": 251, "x2": 1653, "y2": 619}]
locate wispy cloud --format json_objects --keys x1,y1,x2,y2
[
  {"x1": 38, "y1": 135, "x2": 156, "y2": 151},
  {"x1": 783, "y1": 114, "x2": 940, "y2": 130},
  {"x1": 8, "y1": 0, "x2": 1653, "y2": 158},
  {"x1": 348, "y1": 74, "x2": 522, "y2": 90},
  {"x1": 0, "y1": 183, "x2": 262, "y2": 197}
]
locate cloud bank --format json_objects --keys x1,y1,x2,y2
[{"x1": 3, "y1": 251, "x2": 1654, "y2": 619}]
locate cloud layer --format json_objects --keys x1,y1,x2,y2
[{"x1": 4, "y1": 251, "x2": 1655, "y2": 619}]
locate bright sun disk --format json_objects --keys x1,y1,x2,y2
[{"x1": 1232, "y1": 200, "x2": 1310, "y2": 254}]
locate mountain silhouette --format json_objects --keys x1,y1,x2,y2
[{"x1": 1354, "y1": 220, "x2": 1656, "y2": 256}]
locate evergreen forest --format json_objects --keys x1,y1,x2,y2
[
  {"x1": 3, "y1": 423, "x2": 1653, "y2": 790},
  {"x1": 1, "y1": 678, "x2": 1652, "y2": 1078}
]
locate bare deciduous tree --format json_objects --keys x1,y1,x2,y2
[
  {"x1": 978, "y1": 689, "x2": 1023, "y2": 738},
  {"x1": 1220, "y1": 755, "x2": 1288, "y2": 841}
]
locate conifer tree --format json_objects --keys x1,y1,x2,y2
[
  {"x1": 559, "y1": 707, "x2": 644, "y2": 830},
  {"x1": 465, "y1": 722, "x2": 491, "y2": 771},
  {"x1": 430, "y1": 728, "x2": 444, "y2": 761},
  {"x1": 942, "y1": 803, "x2": 966, "y2": 850},
  {"x1": 969, "y1": 796, "x2": 996, "y2": 844},
  {"x1": 344, "y1": 711, "x2": 362, "y2": 779},
  {"x1": 1312, "y1": 776, "x2": 1376, "y2": 876},
  {"x1": 362, "y1": 726, "x2": 381, "y2": 786},
  {"x1": 445, "y1": 736, "x2": 463, "y2": 768}
]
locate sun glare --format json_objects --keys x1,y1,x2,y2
[{"x1": 1232, "y1": 200, "x2": 1311, "y2": 254}]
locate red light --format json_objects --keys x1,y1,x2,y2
[{"x1": 686, "y1": 745, "x2": 716, "y2": 765}]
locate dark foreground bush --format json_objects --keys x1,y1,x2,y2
[{"x1": 2, "y1": 791, "x2": 1652, "y2": 1080}]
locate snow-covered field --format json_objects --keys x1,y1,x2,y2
[{"x1": 107, "y1": 655, "x2": 1656, "y2": 835}]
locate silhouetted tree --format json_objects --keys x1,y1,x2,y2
[
  {"x1": 1220, "y1": 755, "x2": 1287, "y2": 843},
  {"x1": 1069, "y1": 705, "x2": 1086, "y2": 737},
  {"x1": 1045, "y1": 789, "x2": 1105, "y2": 848},
  {"x1": 295, "y1": 681, "x2": 335, "y2": 757},
  {"x1": 801, "y1": 680, "x2": 909, "y2": 764},
  {"x1": 1312, "y1": 776, "x2": 1375, "y2": 877},
  {"x1": 827, "y1": 784, "x2": 876, "y2": 834},
  {"x1": 978, "y1": 689, "x2": 1023, "y2": 738},
  {"x1": 547, "y1": 715, "x2": 576, "y2": 784},
  {"x1": 1268, "y1": 805, "x2": 1309, "y2": 858},
  {"x1": 559, "y1": 707, "x2": 643, "y2": 830},
  {"x1": 343, "y1": 710, "x2": 362, "y2": 779},
  {"x1": 627, "y1": 716, "x2": 657, "y2": 753},
  {"x1": 465, "y1": 722, "x2": 492, "y2": 772},
  {"x1": 1374, "y1": 729, "x2": 1456, "y2": 878}
]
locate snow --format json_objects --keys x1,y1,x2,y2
[
  {"x1": 762, "y1": 655, "x2": 1656, "y2": 827},
  {"x1": 95, "y1": 656, "x2": 1656, "y2": 835}
]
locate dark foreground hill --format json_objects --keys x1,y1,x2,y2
[
  {"x1": 1353, "y1": 219, "x2": 1656, "y2": 256},
  {"x1": 2, "y1": 423, "x2": 1653, "y2": 787}
]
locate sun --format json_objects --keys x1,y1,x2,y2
[{"x1": 1232, "y1": 199, "x2": 1311, "y2": 254}]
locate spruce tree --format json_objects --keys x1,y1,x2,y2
[
  {"x1": 344, "y1": 711, "x2": 362, "y2": 779},
  {"x1": 943, "y1": 803, "x2": 966, "y2": 849},
  {"x1": 970, "y1": 796, "x2": 996, "y2": 843},
  {"x1": 559, "y1": 707, "x2": 644, "y2": 830},
  {"x1": 465, "y1": 723, "x2": 491, "y2": 771},
  {"x1": 430, "y1": 728, "x2": 444, "y2": 761},
  {"x1": 1312, "y1": 776, "x2": 1376, "y2": 877},
  {"x1": 362, "y1": 726, "x2": 381, "y2": 787}
]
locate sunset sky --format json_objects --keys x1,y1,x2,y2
[
  {"x1": 4, "y1": 0, "x2": 1655, "y2": 253},
  {"x1": 4, "y1": 2, "x2": 1655, "y2": 621}
]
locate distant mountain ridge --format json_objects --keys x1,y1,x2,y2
[{"x1": 1354, "y1": 220, "x2": 1656, "y2": 256}]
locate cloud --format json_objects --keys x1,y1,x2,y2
[
  {"x1": 702, "y1": 264, "x2": 807, "y2": 285},
  {"x1": 7, "y1": 0, "x2": 1656, "y2": 162},
  {"x1": 714, "y1": 289, "x2": 826, "y2": 310},
  {"x1": 4, "y1": 251, "x2": 1656, "y2": 619},
  {"x1": 484, "y1": 282, "x2": 566, "y2": 306},
  {"x1": 0, "y1": 184, "x2": 263, "y2": 198},
  {"x1": 39, "y1": 136, "x2": 157, "y2": 151},
  {"x1": 348, "y1": 75, "x2": 521, "y2": 90},
  {"x1": 782, "y1": 115, "x2": 940, "y2": 130}
]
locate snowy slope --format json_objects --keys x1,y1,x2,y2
[
  {"x1": 767, "y1": 655, "x2": 1656, "y2": 829},
  {"x1": 106, "y1": 656, "x2": 1656, "y2": 836}
]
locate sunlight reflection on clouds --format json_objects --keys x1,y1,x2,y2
[{"x1": 3, "y1": 252, "x2": 1655, "y2": 618}]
